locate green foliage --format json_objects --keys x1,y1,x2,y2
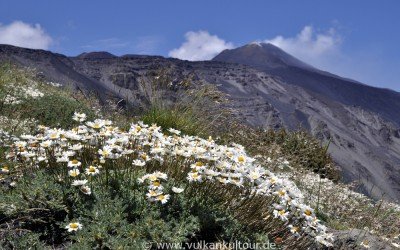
[
  {"x1": 141, "y1": 105, "x2": 207, "y2": 137},
  {"x1": 0, "y1": 170, "x2": 68, "y2": 248},
  {"x1": 222, "y1": 124, "x2": 340, "y2": 182},
  {"x1": 264, "y1": 129, "x2": 339, "y2": 181},
  {"x1": 16, "y1": 92, "x2": 95, "y2": 129},
  {"x1": 1, "y1": 145, "x2": 265, "y2": 249},
  {"x1": 0, "y1": 63, "x2": 96, "y2": 133},
  {"x1": 0, "y1": 169, "x2": 197, "y2": 248},
  {"x1": 127, "y1": 69, "x2": 228, "y2": 137}
]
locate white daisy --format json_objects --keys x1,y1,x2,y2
[
  {"x1": 273, "y1": 209, "x2": 289, "y2": 221},
  {"x1": 69, "y1": 144, "x2": 83, "y2": 151},
  {"x1": 146, "y1": 189, "x2": 162, "y2": 198},
  {"x1": 87, "y1": 120, "x2": 105, "y2": 129},
  {"x1": 68, "y1": 159, "x2": 81, "y2": 168},
  {"x1": 72, "y1": 112, "x2": 87, "y2": 122},
  {"x1": 172, "y1": 187, "x2": 184, "y2": 193},
  {"x1": 156, "y1": 194, "x2": 170, "y2": 204},
  {"x1": 85, "y1": 166, "x2": 99, "y2": 176},
  {"x1": 288, "y1": 225, "x2": 300, "y2": 237},
  {"x1": 57, "y1": 156, "x2": 69, "y2": 163},
  {"x1": 149, "y1": 180, "x2": 163, "y2": 190},
  {"x1": 72, "y1": 179, "x2": 88, "y2": 186},
  {"x1": 168, "y1": 128, "x2": 181, "y2": 135},
  {"x1": 65, "y1": 222, "x2": 82, "y2": 232},
  {"x1": 69, "y1": 169, "x2": 80, "y2": 177},
  {"x1": 40, "y1": 140, "x2": 52, "y2": 148},
  {"x1": 132, "y1": 159, "x2": 146, "y2": 167},
  {"x1": 187, "y1": 172, "x2": 202, "y2": 182}
]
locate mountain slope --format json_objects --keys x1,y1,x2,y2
[
  {"x1": 213, "y1": 43, "x2": 400, "y2": 126},
  {"x1": 0, "y1": 44, "x2": 399, "y2": 202}
]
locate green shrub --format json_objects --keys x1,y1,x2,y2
[
  {"x1": 16, "y1": 93, "x2": 95, "y2": 129},
  {"x1": 221, "y1": 124, "x2": 340, "y2": 182},
  {"x1": 141, "y1": 105, "x2": 207, "y2": 137}
]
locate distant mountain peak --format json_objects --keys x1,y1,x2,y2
[
  {"x1": 213, "y1": 42, "x2": 315, "y2": 70},
  {"x1": 248, "y1": 41, "x2": 263, "y2": 47},
  {"x1": 76, "y1": 51, "x2": 117, "y2": 59}
]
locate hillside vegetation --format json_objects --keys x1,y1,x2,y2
[{"x1": 0, "y1": 64, "x2": 399, "y2": 249}]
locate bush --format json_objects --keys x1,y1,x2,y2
[
  {"x1": 221, "y1": 125, "x2": 340, "y2": 182},
  {"x1": 16, "y1": 93, "x2": 95, "y2": 129},
  {"x1": 141, "y1": 105, "x2": 207, "y2": 137},
  {"x1": 0, "y1": 114, "x2": 333, "y2": 248}
]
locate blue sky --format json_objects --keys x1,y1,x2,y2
[{"x1": 0, "y1": 0, "x2": 399, "y2": 91}]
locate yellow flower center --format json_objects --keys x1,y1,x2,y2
[
  {"x1": 152, "y1": 181, "x2": 161, "y2": 187},
  {"x1": 70, "y1": 223, "x2": 79, "y2": 229},
  {"x1": 72, "y1": 160, "x2": 79, "y2": 164},
  {"x1": 278, "y1": 190, "x2": 286, "y2": 196},
  {"x1": 304, "y1": 209, "x2": 312, "y2": 216},
  {"x1": 238, "y1": 155, "x2": 245, "y2": 163},
  {"x1": 157, "y1": 195, "x2": 165, "y2": 201},
  {"x1": 195, "y1": 161, "x2": 203, "y2": 167},
  {"x1": 89, "y1": 166, "x2": 96, "y2": 172},
  {"x1": 279, "y1": 210, "x2": 286, "y2": 216}
]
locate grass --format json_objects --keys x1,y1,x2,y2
[
  {"x1": 141, "y1": 106, "x2": 207, "y2": 137},
  {"x1": 0, "y1": 63, "x2": 97, "y2": 132}
]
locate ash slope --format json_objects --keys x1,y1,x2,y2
[
  {"x1": 0, "y1": 44, "x2": 399, "y2": 202},
  {"x1": 214, "y1": 43, "x2": 400, "y2": 126}
]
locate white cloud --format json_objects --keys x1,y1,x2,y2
[
  {"x1": 169, "y1": 30, "x2": 234, "y2": 61},
  {"x1": 265, "y1": 26, "x2": 342, "y2": 67},
  {"x1": 0, "y1": 21, "x2": 52, "y2": 49}
]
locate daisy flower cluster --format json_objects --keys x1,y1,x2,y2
[
  {"x1": 46, "y1": 81, "x2": 62, "y2": 88},
  {"x1": 138, "y1": 171, "x2": 170, "y2": 204},
  {"x1": 289, "y1": 172, "x2": 400, "y2": 248},
  {"x1": 4, "y1": 113, "x2": 334, "y2": 247},
  {"x1": 0, "y1": 116, "x2": 37, "y2": 135},
  {"x1": 3, "y1": 82, "x2": 44, "y2": 105}
]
